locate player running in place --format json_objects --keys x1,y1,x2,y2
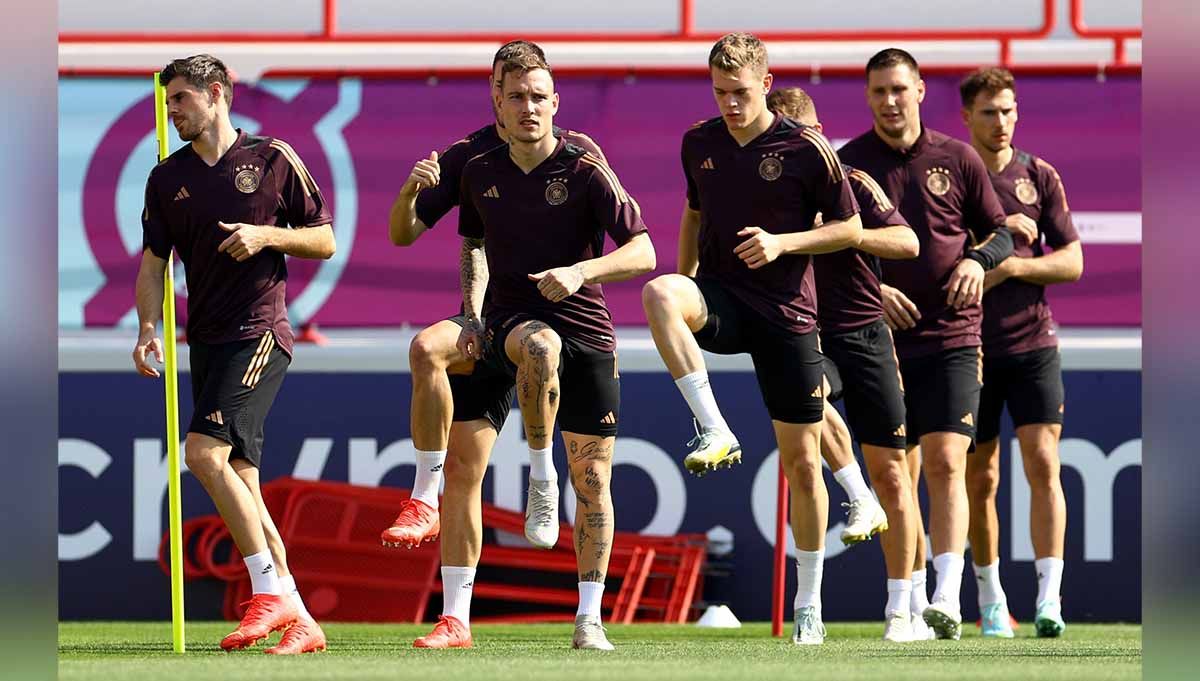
[
  {"x1": 767, "y1": 86, "x2": 922, "y2": 642},
  {"x1": 132, "y1": 55, "x2": 332, "y2": 654},
  {"x1": 419, "y1": 52, "x2": 655, "y2": 651},
  {"x1": 838, "y1": 48, "x2": 1014, "y2": 641},
  {"x1": 642, "y1": 34, "x2": 863, "y2": 645},
  {"x1": 959, "y1": 67, "x2": 1082, "y2": 638},
  {"x1": 380, "y1": 41, "x2": 608, "y2": 553}
]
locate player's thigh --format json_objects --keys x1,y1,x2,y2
[
  {"x1": 750, "y1": 327, "x2": 824, "y2": 426},
  {"x1": 827, "y1": 322, "x2": 907, "y2": 450},
  {"x1": 1004, "y1": 347, "x2": 1065, "y2": 432},
  {"x1": 644, "y1": 273, "x2": 710, "y2": 332},
  {"x1": 773, "y1": 419, "x2": 823, "y2": 473},
  {"x1": 901, "y1": 347, "x2": 983, "y2": 451},
  {"x1": 976, "y1": 353, "x2": 1009, "y2": 445},
  {"x1": 428, "y1": 315, "x2": 477, "y2": 376},
  {"x1": 558, "y1": 341, "x2": 620, "y2": 440},
  {"x1": 689, "y1": 278, "x2": 750, "y2": 355}
]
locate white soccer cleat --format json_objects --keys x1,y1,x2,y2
[
  {"x1": 910, "y1": 612, "x2": 936, "y2": 640},
  {"x1": 840, "y1": 497, "x2": 888, "y2": 546},
  {"x1": 682, "y1": 423, "x2": 743, "y2": 477},
  {"x1": 572, "y1": 614, "x2": 615, "y2": 651},
  {"x1": 922, "y1": 598, "x2": 963, "y2": 641},
  {"x1": 524, "y1": 479, "x2": 560, "y2": 549},
  {"x1": 882, "y1": 610, "x2": 914, "y2": 642},
  {"x1": 791, "y1": 606, "x2": 826, "y2": 645}
]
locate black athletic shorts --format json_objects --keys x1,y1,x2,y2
[
  {"x1": 484, "y1": 313, "x2": 620, "y2": 438},
  {"x1": 692, "y1": 278, "x2": 824, "y2": 424},
  {"x1": 445, "y1": 314, "x2": 515, "y2": 433},
  {"x1": 977, "y1": 346, "x2": 1065, "y2": 443},
  {"x1": 822, "y1": 319, "x2": 908, "y2": 449},
  {"x1": 898, "y1": 346, "x2": 983, "y2": 448},
  {"x1": 188, "y1": 331, "x2": 289, "y2": 467}
]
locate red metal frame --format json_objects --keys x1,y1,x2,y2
[{"x1": 1069, "y1": 0, "x2": 1141, "y2": 67}]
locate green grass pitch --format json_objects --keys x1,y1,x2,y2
[{"x1": 59, "y1": 621, "x2": 1141, "y2": 681}]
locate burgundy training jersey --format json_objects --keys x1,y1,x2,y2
[
  {"x1": 682, "y1": 115, "x2": 859, "y2": 334},
  {"x1": 142, "y1": 130, "x2": 332, "y2": 357},
  {"x1": 814, "y1": 166, "x2": 909, "y2": 334},
  {"x1": 416, "y1": 123, "x2": 606, "y2": 228},
  {"x1": 838, "y1": 126, "x2": 1008, "y2": 358},
  {"x1": 983, "y1": 148, "x2": 1079, "y2": 357},
  {"x1": 458, "y1": 137, "x2": 647, "y2": 352}
]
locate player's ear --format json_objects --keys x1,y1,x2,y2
[
  {"x1": 960, "y1": 106, "x2": 970, "y2": 128},
  {"x1": 551, "y1": 92, "x2": 560, "y2": 114},
  {"x1": 916, "y1": 78, "x2": 927, "y2": 103},
  {"x1": 762, "y1": 72, "x2": 774, "y2": 93}
]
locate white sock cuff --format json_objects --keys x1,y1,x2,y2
[
  {"x1": 279, "y1": 575, "x2": 297, "y2": 594},
  {"x1": 911, "y1": 568, "x2": 927, "y2": 586},
  {"x1": 577, "y1": 582, "x2": 605, "y2": 617},
  {"x1": 442, "y1": 566, "x2": 476, "y2": 578},
  {"x1": 674, "y1": 371, "x2": 710, "y2": 390},
  {"x1": 887, "y1": 578, "x2": 913, "y2": 592}
]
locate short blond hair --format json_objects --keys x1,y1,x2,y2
[
  {"x1": 708, "y1": 33, "x2": 768, "y2": 76},
  {"x1": 767, "y1": 87, "x2": 817, "y2": 124}
]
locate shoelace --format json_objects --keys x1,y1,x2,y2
[
  {"x1": 237, "y1": 597, "x2": 272, "y2": 622},
  {"x1": 686, "y1": 419, "x2": 715, "y2": 450},
  {"x1": 527, "y1": 485, "x2": 557, "y2": 527},
  {"x1": 796, "y1": 608, "x2": 825, "y2": 637},
  {"x1": 841, "y1": 499, "x2": 869, "y2": 523}
]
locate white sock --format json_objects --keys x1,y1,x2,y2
[
  {"x1": 577, "y1": 582, "x2": 605, "y2": 618},
  {"x1": 931, "y1": 552, "x2": 965, "y2": 609},
  {"x1": 529, "y1": 446, "x2": 557, "y2": 482},
  {"x1": 973, "y1": 560, "x2": 1007, "y2": 608},
  {"x1": 832, "y1": 462, "x2": 873, "y2": 503},
  {"x1": 910, "y1": 569, "x2": 931, "y2": 615},
  {"x1": 886, "y1": 578, "x2": 913, "y2": 616},
  {"x1": 674, "y1": 371, "x2": 730, "y2": 433},
  {"x1": 1035, "y1": 556, "x2": 1065, "y2": 605},
  {"x1": 441, "y1": 566, "x2": 476, "y2": 628},
  {"x1": 279, "y1": 574, "x2": 312, "y2": 620},
  {"x1": 793, "y1": 548, "x2": 825, "y2": 611},
  {"x1": 243, "y1": 551, "x2": 282, "y2": 595},
  {"x1": 412, "y1": 449, "x2": 446, "y2": 508}
]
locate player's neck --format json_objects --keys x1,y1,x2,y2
[
  {"x1": 974, "y1": 142, "x2": 1013, "y2": 173},
  {"x1": 874, "y1": 120, "x2": 922, "y2": 152},
  {"x1": 728, "y1": 109, "x2": 775, "y2": 147},
  {"x1": 191, "y1": 119, "x2": 239, "y2": 167},
  {"x1": 508, "y1": 133, "x2": 557, "y2": 173},
  {"x1": 493, "y1": 121, "x2": 508, "y2": 143}
]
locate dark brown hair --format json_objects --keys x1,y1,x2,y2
[
  {"x1": 159, "y1": 54, "x2": 233, "y2": 107},
  {"x1": 959, "y1": 66, "x2": 1016, "y2": 108}
]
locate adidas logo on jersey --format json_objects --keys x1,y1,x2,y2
[
  {"x1": 205, "y1": 410, "x2": 224, "y2": 425},
  {"x1": 700, "y1": 157, "x2": 715, "y2": 170},
  {"x1": 173, "y1": 186, "x2": 191, "y2": 201},
  {"x1": 483, "y1": 186, "x2": 500, "y2": 198}
]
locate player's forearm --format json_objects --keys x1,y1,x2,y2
[
  {"x1": 577, "y1": 233, "x2": 656, "y2": 284},
  {"x1": 965, "y1": 226, "x2": 1014, "y2": 271},
  {"x1": 267, "y1": 224, "x2": 336, "y2": 259},
  {"x1": 677, "y1": 208, "x2": 700, "y2": 276},
  {"x1": 388, "y1": 186, "x2": 428, "y2": 246},
  {"x1": 1011, "y1": 240, "x2": 1083, "y2": 285},
  {"x1": 780, "y1": 214, "x2": 863, "y2": 255},
  {"x1": 460, "y1": 237, "x2": 488, "y2": 319},
  {"x1": 135, "y1": 251, "x2": 167, "y2": 333},
  {"x1": 857, "y1": 225, "x2": 920, "y2": 260}
]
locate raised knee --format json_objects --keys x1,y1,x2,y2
[
  {"x1": 184, "y1": 442, "x2": 224, "y2": 481},
  {"x1": 409, "y1": 330, "x2": 448, "y2": 374},
  {"x1": 872, "y1": 466, "x2": 909, "y2": 509},
  {"x1": 522, "y1": 332, "x2": 561, "y2": 369},
  {"x1": 642, "y1": 276, "x2": 682, "y2": 313}
]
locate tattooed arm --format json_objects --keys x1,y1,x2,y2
[{"x1": 457, "y1": 236, "x2": 489, "y2": 359}]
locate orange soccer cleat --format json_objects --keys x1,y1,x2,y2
[
  {"x1": 220, "y1": 593, "x2": 298, "y2": 651},
  {"x1": 265, "y1": 616, "x2": 327, "y2": 654},
  {"x1": 381, "y1": 498, "x2": 441, "y2": 549},
  {"x1": 412, "y1": 615, "x2": 472, "y2": 649}
]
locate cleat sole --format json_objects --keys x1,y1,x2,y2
[{"x1": 923, "y1": 609, "x2": 962, "y2": 641}]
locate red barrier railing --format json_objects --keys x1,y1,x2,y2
[{"x1": 1069, "y1": 0, "x2": 1141, "y2": 66}]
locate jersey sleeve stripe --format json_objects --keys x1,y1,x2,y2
[
  {"x1": 1035, "y1": 158, "x2": 1070, "y2": 213},
  {"x1": 580, "y1": 154, "x2": 630, "y2": 204},
  {"x1": 849, "y1": 170, "x2": 894, "y2": 211},
  {"x1": 269, "y1": 140, "x2": 320, "y2": 197},
  {"x1": 801, "y1": 129, "x2": 845, "y2": 181}
]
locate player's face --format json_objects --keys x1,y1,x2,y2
[
  {"x1": 499, "y1": 68, "x2": 559, "y2": 144},
  {"x1": 963, "y1": 88, "x2": 1018, "y2": 154},
  {"x1": 866, "y1": 65, "x2": 925, "y2": 138},
  {"x1": 711, "y1": 67, "x2": 773, "y2": 131},
  {"x1": 490, "y1": 62, "x2": 505, "y2": 127},
  {"x1": 165, "y1": 77, "x2": 219, "y2": 142}
]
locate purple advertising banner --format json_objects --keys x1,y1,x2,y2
[{"x1": 61, "y1": 74, "x2": 1140, "y2": 330}]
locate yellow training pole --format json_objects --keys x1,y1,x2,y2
[{"x1": 154, "y1": 71, "x2": 186, "y2": 654}]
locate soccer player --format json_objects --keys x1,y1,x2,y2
[
  {"x1": 439, "y1": 52, "x2": 655, "y2": 650},
  {"x1": 132, "y1": 55, "x2": 333, "y2": 654},
  {"x1": 381, "y1": 42, "x2": 608, "y2": 554},
  {"x1": 642, "y1": 34, "x2": 863, "y2": 645},
  {"x1": 959, "y1": 67, "x2": 1081, "y2": 638},
  {"x1": 767, "y1": 86, "x2": 922, "y2": 642},
  {"x1": 838, "y1": 48, "x2": 1014, "y2": 641}
]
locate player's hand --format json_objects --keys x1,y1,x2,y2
[
  {"x1": 529, "y1": 265, "x2": 585, "y2": 303},
  {"x1": 217, "y1": 222, "x2": 272, "y2": 262},
  {"x1": 404, "y1": 151, "x2": 440, "y2": 195},
  {"x1": 1005, "y1": 213, "x2": 1038, "y2": 245},
  {"x1": 734, "y1": 227, "x2": 782, "y2": 269},
  {"x1": 132, "y1": 330, "x2": 164, "y2": 378},
  {"x1": 456, "y1": 315, "x2": 485, "y2": 360},
  {"x1": 880, "y1": 284, "x2": 921, "y2": 331},
  {"x1": 946, "y1": 258, "x2": 985, "y2": 309}
]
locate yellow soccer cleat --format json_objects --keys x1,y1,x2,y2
[{"x1": 682, "y1": 423, "x2": 743, "y2": 477}]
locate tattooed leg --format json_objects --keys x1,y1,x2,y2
[
  {"x1": 505, "y1": 320, "x2": 561, "y2": 450},
  {"x1": 565, "y1": 433, "x2": 615, "y2": 583}
]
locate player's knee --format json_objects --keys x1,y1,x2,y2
[
  {"x1": 521, "y1": 331, "x2": 561, "y2": 370},
  {"x1": 641, "y1": 275, "x2": 684, "y2": 317},
  {"x1": 966, "y1": 460, "x2": 1000, "y2": 500},
  {"x1": 184, "y1": 442, "x2": 224, "y2": 482},
  {"x1": 872, "y1": 465, "x2": 910, "y2": 511},
  {"x1": 922, "y1": 450, "x2": 964, "y2": 486},
  {"x1": 1023, "y1": 448, "x2": 1061, "y2": 489},
  {"x1": 409, "y1": 329, "x2": 450, "y2": 374},
  {"x1": 787, "y1": 457, "x2": 822, "y2": 494},
  {"x1": 443, "y1": 449, "x2": 486, "y2": 488},
  {"x1": 570, "y1": 459, "x2": 612, "y2": 494}
]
